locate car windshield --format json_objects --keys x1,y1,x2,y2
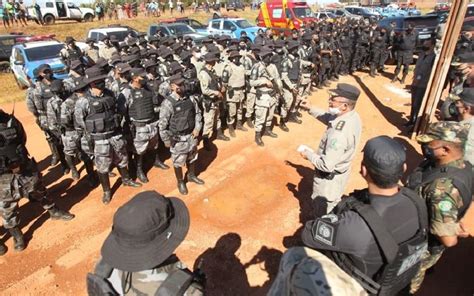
[
  {"x1": 293, "y1": 7, "x2": 313, "y2": 18},
  {"x1": 169, "y1": 25, "x2": 195, "y2": 35},
  {"x1": 25, "y1": 44, "x2": 63, "y2": 61},
  {"x1": 235, "y1": 19, "x2": 253, "y2": 28},
  {"x1": 107, "y1": 30, "x2": 129, "y2": 41}
]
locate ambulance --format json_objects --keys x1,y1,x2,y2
[{"x1": 256, "y1": 0, "x2": 316, "y2": 31}]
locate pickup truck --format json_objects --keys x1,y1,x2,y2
[
  {"x1": 206, "y1": 17, "x2": 260, "y2": 42},
  {"x1": 28, "y1": 0, "x2": 95, "y2": 25},
  {"x1": 87, "y1": 25, "x2": 139, "y2": 43},
  {"x1": 148, "y1": 23, "x2": 208, "y2": 43}
]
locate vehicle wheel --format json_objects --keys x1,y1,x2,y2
[
  {"x1": 84, "y1": 14, "x2": 94, "y2": 22},
  {"x1": 43, "y1": 14, "x2": 55, "y2": 25},
  {"x1": 14, "y1": 76, "x2": 27, "y2": 90}
]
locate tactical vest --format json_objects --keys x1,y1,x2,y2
[
  {"x1": 330, "y1": 188, "x2": 428, "y2": 296},
  {"x1": 0, "y1": 113, "x2": 27, "y2": 169},
  {"x1": 400, "y1": 33, "x2": 417, "y2": 51},
  {"x1": 67, "y1": 47, "x2": 82, "y2": 61},
  {"x1": 183, "y1": 68, "x2": 201, "y2": 95},
  {"x1": 288, "y1": 57, "x2": 300, "y2": 82},
  {"x1": 85, "y1": 94, "x2": 118, "y2": 135},
  {"x1": 406, "y1": 161, "x2": 473, "y2": 219},
  {"x1": 167, "y1": 96, "x2": 195, "y2": 136},
  {"x1": 202, "y1": 68, "x2": 219, "y2": 91},
  {"x1": 36, "y1": 82, "x2": 55, "y2": 114},
  {"x1": 129, "y1": 88, "x2": 156, "y2": 122}
]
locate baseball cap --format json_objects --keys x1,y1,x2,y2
[
  {"x1": 416, "y1": 121, "x2": 469, "y2": 144},
  {"x1": 362, "y1": 136, "x2": 406, "y2": 174},
  {"x1": 329, "y1": 83, "x2": 361, "y2": 101}
]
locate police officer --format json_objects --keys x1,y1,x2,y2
[
  {"x1": 61, "y1": 77, "x2": 97, "y2": 186},
  {"x1": 199, "y1": 53, "x2": 229, "y2": 151},
  {"x1": 0, "y1": 109, "x2": 74, "y2": 253},
  {"x1": 98, "y1": 35, "x2": 119, "y2": 61},
  {"x1": 250, "y1": 48, "x2": 278, "y2": 147},
  {"x1": 120, "y1": 68, "x2": 164, "y2": 184},
  {"x1": 407, "y1": 121, "x2": 473, "y2": 294},
  {"x1": 392, "y1": 23, "x2": 417, "y2": 84},
  {"x1": 27, "y1": 64, "x2": 63, "y2": 167},
  {"x1": 84, "y1": 37, "x2": 100, "y2": 63},
  {"x1": 76, "y1": 67, "x2": 141, "y2": 204},
  {"x1": 318, "y1": 33, "x2": 333, "y2": 89},
  {"x1": 297, "y1": 33, "x2": 315, "y2": 111},
  {"x1": 369, "y1": 27, "x2": 385, "y2": 78},
  {"x1": 241, "y1": 46, "x2": 258, "y2": 129},
  {"x1": 281, "y1": 41, "x2": 301, "y2": 131},
  {"x1": 88, "y1": 191, "x2": 204, "y2": 295},
  {"x1": 301, "y1": 136, "x2": 427, "y2": 295},
  {"x1": 60, "y1": 36, "x2": 84, "y2": 66},
  {"x1": 222, "y1": 51, "x2": 247, "y2": 137},
  {"x1": 300, "y1": 83, "x2": 362, "y2": 214},
  {"x1": 159, "y1": 74, "x2": 204, "y2": 195}
]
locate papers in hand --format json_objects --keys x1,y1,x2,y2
[{"x1": 297, "y1": 144, "x2": 314, "y2": 154}]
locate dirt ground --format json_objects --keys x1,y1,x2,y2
[{"x1": 0, "y1": 68, "x2": 472, "y2": 295}]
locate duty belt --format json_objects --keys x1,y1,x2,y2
[
  {"x1": 232, "y1": 86, "x2": 246, "y2": 91},
  {"x1": 132, "y1": 119, "x2": 157, "y2": 127},
  {"x1": 314, "y1": 168, "x2": 345, "y2": 180},
  {"x1": 172, "y1": 129, "x2": 193, "y2": 138},
  {"x1": 90, "y1": 131, "x2": 117, "y2": 140}
]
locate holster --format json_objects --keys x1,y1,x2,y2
[
  {"x1": 315, "y1": 169, "x2": 336, "y2": 180},
  {"x1": 228, "y1": 87, "x2": 234, "y2": 99}
]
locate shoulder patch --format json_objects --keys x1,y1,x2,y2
[
  {"x1": 335, "y1": 121, "x2": 345, "y2": 131},
  {"x1": 438, "y1": 200, "x2": 453, "y2": 212},
  {"x1": 313, "y1": 220, "x2": 336, "y2": 246}
]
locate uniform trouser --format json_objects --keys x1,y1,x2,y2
[
  {"x1": 93, "y1": 135, "x2": 129, "y2": 174},
  {"x1": 410, "y1": 248, "x2": 444, "y2": 293},
  {"x1": 254, "y1": 95, "x2": 276, "y2": 133},
  {"x1": 132, "y1": 120, "x2": 159, "y2": 155},
  {"x1": 170, "y1": 134, "x2": 198, "y2": 168},
  {"x1": 281, "y1": 88, "x2": 295, "y2": 118},
  {"x1": 226, "y1": 89, "x2": 245, "y2": 125},
  {"x1": 311, "y1": 169, "x2": 351, "y2": 216},
  {"x1": 340, "y1": 50, "x2": 351, "y2": 73},
  {"x1": 245, "y1": 90, "x2": 256, "y2": 119},
  {"x1": 333, "y1": 56, "x2": 342, "y2": 76},
  {"x1": 410, "y1": 86, "x2": 427, "y2": 123},
  {"x1": 394, "y1": 52, "x2": 412, "y2": 77},
  {"x1": 318, "y1": 65, "x2": 331, "y2": 85},
  {"x1": 0, "y1": 160, "x2": 54, "y2": 229},
  {"x1": 202, "y1": 102, "x2": 221, "y2": 138}
]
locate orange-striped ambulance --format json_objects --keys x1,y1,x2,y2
[{"x1": 256, "y1": 0, "x2": 316, "y2": 31}]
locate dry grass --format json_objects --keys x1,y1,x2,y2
[{"x1": 0, "y1": 9, "x2": 259, "y2": 105}]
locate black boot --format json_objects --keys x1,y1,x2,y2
[
  {"x1": 174, "y1": 167, "x2": 188, "y2": 195},
  {"x1": 9, "y1": 227, "x2": 25, "y2": 252},
  {"x1": 400, "y1": 74, "x2": 407, "y2": 84},
  {"x1": 98, "y1": 172, "x2": 112, "y2": 204},
  {"x1": 47, "y1": 140, "x2": 60, "y2": 166},
  {"x1": 187, "y1": 162, "x2": 205, "y2": 185},
  {"x1": 264, "y1": 127, "x2": 278, "y2": 138},
  {"x1": 48, "y1": 207, "x2": 75, "y2": 221},
  {"x1": 203, "y1": 136, "x2": 212, "y2": 151},
  {"x1": 118, "y1": 167, "x2": 142, "y2": 188},
  {"x1": 288, "y1": 113, "x2": 302, "y2": 124},
  {"x1": 369, "y1": 66, "x2": 376, "y2": 78},
  {"x1": 228, "y1": 124, "x2": 236, "y2": 137},
  {"x1": 0, "y1": 241, "x2": 6, "y2": 255},
  {"x1": 245, "y1": 118, "x2": 254, "y2": 128},
  {"x1": 65, "y1": 155, "x2": 80, "y2": 180},
  {"x1": 84, "y1": 159, "x2": 98, "y2": 187},
  {"x1": 255, "y1": 132, "x2": 264, "y2": 146},
  {"x1": 154, "y1": 153, "x2": 170, "y2": 170},
  {"x1": 216, "y1": 128, "x2": 230, "y2": 141},
  {"x1": 136, "y1": 155, "x2": 149, "y2": 183},
  {"x1": 279, "y1": 117, "x2": 289, "y2": 132},
  {"x1": 236, "y1": 120, "x2": 248, "y2": 131}
]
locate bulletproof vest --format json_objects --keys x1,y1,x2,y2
[
  {"x1": 0, "y1": 113, "x2": 27, "y2": 169},
  {"x1": 167, "y1": 96, "x2": 195, "y2": 135},
  {"x1": 129, "y1": 88, "x2": 156, "y2": 122},
  {"x1": 183, "y1": 68, "x2": 201, "y2": 95},
  {"x1": 202, "y1": 68, "x2": 219, "y2": 91},
  {"x1": 331, "y1": 188, "x2": 429, "y2": 296},
  {"x1": 36, "y1": 82, "x2": 55, "y2": 114},
  {"x1": 270, "y1": 55, "x2": 283, "y2": 76},
  {"x1": 400, "y1": 33, "x2": 417, "y2": 51},
  {"x1": 67, "y1": 47, "x2": 81, "y2": 61},
  {"x1": 60, "y1": 96, "x2": 77, "y2": 130},
  {"x1": 341, "y1": 35, "x2": 352, "y2": 49},
  {"x1": 227, "y1": 63, "x2": 247, "y2": 88},
  {"x1": 85, "y1": 93, "x2": 118, "y2": 134},
  {"x1": 406, "y1": 161, "x2": 473, "y2": 219},
  {"x1": 287, "y1": 57, "x2": 300, "y2": 82}
]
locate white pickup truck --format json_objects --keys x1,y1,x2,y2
[{"x1": 28, "y1": 0, "x2": 95, "y2": 25}]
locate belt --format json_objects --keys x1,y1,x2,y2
[
  {"x1": 91, "y1": 131, "x2": 116, "y2": 140},
  {"x1": 232, "y1": 86, "x2": 245, "y2": 91},
  {"x1": 258, "y1": 90, "x2": 273, "y2": 94},
  {"x1": 132, "y1": 119, "x2": 156, "y2": 127}
]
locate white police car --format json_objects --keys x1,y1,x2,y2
[{"x1": 10, "y1": 35, "x2": 68, "y2": 89}]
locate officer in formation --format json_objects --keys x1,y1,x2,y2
[
  {"x1": 0, "y1": 109, "x2": 74, "y2": 255},
  {"x1": 392, "y1": 23, "x2": 418, "y2": 84},
  {"x1": 299, "y1": 83, "x2": 362, "y2": 215}
]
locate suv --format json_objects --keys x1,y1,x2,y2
[
  {"x1": 158, "y1": 17, "x2": 208, "y2": 34},
  {"x1": 27, "y1": 0, "x2": 94, "y2": 25},
  {"x1": 207, "y1": 17, "x2": 259, "y2": 41},
  {"x1": 147, "y1": 23, "x2": 207, "y2": 43},
  {"x1": 0, "y1": 33, "x2": 30, "y2": 72},
  {"x1": 345, "y1": 6, "x2": 380, "y2": 19},
  {"x1": 327, "y1": 8, "x2": 362, "y2": 20},
  {"x1": 10, "y1": 37, "x2": 67, "y2": 89},
  {"x1": 314, "y1": 11, "x2": 337, "y2": 22},
  {"x1": 87, "y1": 25, "x2": 139, "y2": 43}
]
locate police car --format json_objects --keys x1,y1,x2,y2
[
  {"x1": 206, "y1": 17, "x2": 260, "y2": 42},
  {"x1": 10, "y1": 35, "x2": 68, "y2": 89}
]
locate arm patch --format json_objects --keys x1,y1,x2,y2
[{"x1": 312, "y1": 219, "x2": 336, "y2": 246}]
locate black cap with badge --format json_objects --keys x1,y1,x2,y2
[
  {"x1": 362, "y1": 136, "x2": 406, "y2": 176},
  {"x1": 329, "y1": 83, "x2": 361, "y2": 101}
]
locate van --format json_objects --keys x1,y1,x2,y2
[{"x1": 256, "y1": 0, "x2": 315, "y2": 31}]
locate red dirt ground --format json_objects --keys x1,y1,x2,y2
[{"x1": 0, "y1": 68, "x2": 472, "y2": 295}]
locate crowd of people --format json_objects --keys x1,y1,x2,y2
[
  {"x1": 0, "y1": 13, "x2": 473, "y2": 296},
  {"x1": 0, "y1": 0, "x2": 28, "y2": 28}
]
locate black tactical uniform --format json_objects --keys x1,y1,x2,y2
[{"x1": 392, "y1": 27, "x2": 418, "y2": 84}]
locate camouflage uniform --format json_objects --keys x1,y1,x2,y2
[
  {"x1": 250, "y1": 60, "x2": 277, "y2": 134},
  {"x1": 297, "y1": 44, "x2": 314, "y2": 103},
  {"x1": 222, "y1": 60, "x2": 246, "y2": 128},
  {"x1": 281, "y1": 53, "x2": 300, "y2": 120},
  {"x1": 241, "y1": 53, "x2": 256, "y2": 127},
  {"x1": 85, "y1": 45, "x2": 100, "y2": 63},
  {"x1": 410, "y1": 122, "x2": 471, "y2": 293},
  {"x1": 198, "y1": 67, "x2": 223, "y2": 138},
  {"x1": 99, "y1": 45, "x2": 118, "y2": 61}
]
